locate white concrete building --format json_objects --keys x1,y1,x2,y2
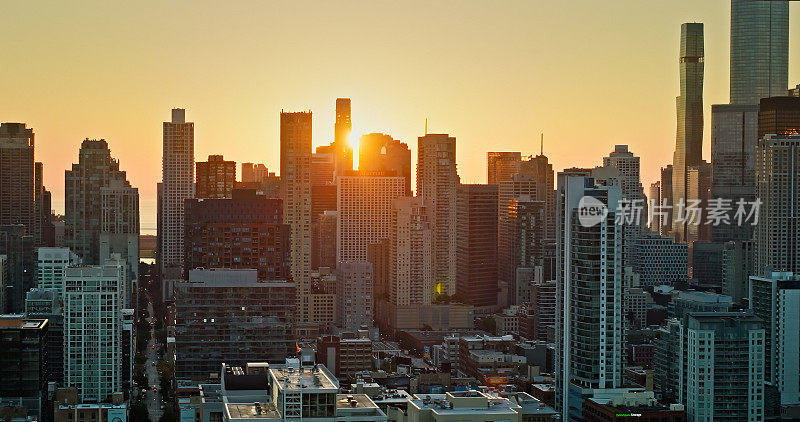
[{"x1": 36, "y1": 247, "x2": 80, "y2": 294}]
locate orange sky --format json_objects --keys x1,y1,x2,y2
[{"x1": 2, "y1": 1, "x2": 799, "y2": 233}]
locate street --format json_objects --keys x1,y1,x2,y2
[{"x1": 144, "y1": 297, "x2": 163, "y2": 421}]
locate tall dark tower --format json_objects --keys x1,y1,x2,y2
[
  {"x1": 672, "y1": 23, "x2": 704, "y2": 242},
  {"x1": 334, "y1": 98, "x2": 353, "y2": 176}
]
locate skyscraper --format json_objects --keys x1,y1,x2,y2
[
  {"x1": 280, "y1": 111, "x2": 312, "y2": 322},
  {"x1": 36, "y1": 247, "x2": 80, "y2": 294},
  {"x1": 555, "y1": 171, "x2": 625, "y2": 419},
  {"x1": 195, "y1": 154, "x2": 236, "y2": 199},
  {"x1": 333, "y1": 98, "x2": 353, "y2": 176},
  {"x1": 456, "y1": 184, "x2": 498, "y2": 309},
  {"x1": 487, "y1": 152, "x2": 521, "y2": 185},
  {"x1": 0, "y1": 123, "x2": 37, "y2": 244},
  {"x1": 336, "y1": 172, "x2": 405, "y2": 263},
  {"x1": 66, "y1": 139, "x2": 139, "y2": 266},
  {"x1": 335, "y1": 262, "x2": 373, "y2": 330},
  {"x1": 159, "y1": 108, "x2": 194, "y2": 278},
  {"x1": 754, "y1": 133, "x2": 800, "y2": 274},
  {"x1": 359, "y1": 133, "x2": 412, "y2": 196},
  {"x1": 64, "y1": 263, "x2": 125, "y2": 402},
  {"x1": 730, "y1": 0, "x2": 789, "y2": 106},
  {"x1": 417, "y1": 134, "x2": 460, "y2": 296},
  {"x1": 672, "y1": 23, "x2": 704, "y2": 242},
  {"x1": 390, "y1": 196, "x2": 434, "y2": 307},
  {"x1": 749, "y1": 271, "x2": 800, "y2": 408}
]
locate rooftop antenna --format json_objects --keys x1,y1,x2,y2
[
  {"x1": 540, "y1": 133, "x2": 543, "y2": 156},
  {"x1": 425, "y1": 118, "x2": 428, "y2": 135}
]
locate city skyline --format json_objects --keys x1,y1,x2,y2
[{"x1": 5, "y1": 1, "x2": 800, "y2": 233}]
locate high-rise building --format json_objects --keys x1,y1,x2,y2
[
  {"x1": 333, "y1": 98, "x2": 353, "y2": 176},
  {"x1": 34, "y1": 162, "x2": 54, "y2": 247},
  {"x1": 710, "y1": 103, "x2": 759, "y2": 242},
  {"x1": 0, "y1": 316, "x2": 48, "y2": 420},
  {"x1": 312, "y1": 210, "x2": 337, "y2": 270},
  {"x1": 555, "y1": 172, "x2": 625, "y2": 419},
  {"x1": 367, "y1": 239, "x2": 389, "y2": 307},
  {"x1": 680, "y1": 313, "x2": 765, "y2": 421},
  {"x1": 280, "y1": 111, "x2": 313, "y2": 323},
  {"x1": 456, "y1": 184, "x2": 498, "y2": 309},
  {"x1": 754, "y1": 133, "x2": 800, "y2": 274},
  {"x1": 417, "y1": 134, "x2": 460, "y2": 295},
  {"x1": 672, "y1": 23, "x2": 704, "y2": 242},
  {"x1": 659, "y1": 165, "x2": 674, "y2": 236},
  {"x1": 389, "y1": 196, "x2": 434, "y2": 306},
  {"x1": 335, "y1": 262, "x2": 373, "y2": 330},
  {"x1": 0, "y1": 123, "x2": 38, "y2": 245},
  {"x1": 730, "y1": 0, "x2": 788, "y2": 106},
  {"x1": 36, "y1": 247, "x2": 80, "y2": 294},
  {"x1": 336, "y1": 172, "x2": 405, "y2": 264},
  {"x1": 487, "y1": 152, "x2": 521, "y2": 185},
  {"x1": 631, "y1": 234, "x2": 687, "y2": 287},
  {"x1": 241, "y1": 162, "x2": 268, "y2": 184},
  {"x1": 311, "y1": 145, "x2": 335, "y2": 187},
  {"x1": 750, "y1": 271, "x2": 800, "y2": 408},
  {"x1": 174, "y1": 269, "x2": 295, "y2": 379},
  {"x1": 66, "y1": 139, "x2": 139, "y2": 268},
  {"x1": 648, "y1": 181, "x2": 662, "y2": 232},
  {"x1": 0, "y1": 225, "x2": 35, "y2": 313},
  {"x1": 25, "y1": 288, "x2": 64, "y2": 386},
  {"x1": 500, "y1": 197, "x2": 548, "y2": 307},
  {"x1": 63, "y1": 263, "x2": 125, "y2": 402},
  {"x1": 184, "y1": 190, "x2": 290, "y2": 280},
  {"x1": 159, "y1": 108, "x2": 194, "y2": 278},
  {"x1": 359, "y1": 133, "x2": 412, "y2": 196},
  {"x1": 195, "y1": 154, "x2": 236, "y2": 199},
  {"x1": 722, "y1": 240, "x2": 755, "y2": 304}
]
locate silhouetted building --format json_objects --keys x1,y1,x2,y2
[
  {"x1": 0, "y1": 123, "x2": 38, "y2": 246},
  {"x1": 0, "y1": 225, "x2": 35, "y2": 313},
  {"x1": 333, "y1": 98, "x2": 353, "y2": 176},
  {"x1": 360, "y1": 133, "x2": 412, "y2": 196},
  {"x1": 0, "y1": 316, "x2": 48, "y2": 420},
  {"x1": 487, "y1": 152, "x2": 521, "y2": 185},
  {"x1": 184, "y1": 190, "x2": 289, "y2": 280},
  {"x1": 456, "y1": 184, "x2": 498, "y2": 309},
  {"x1": 160, "y1": 108, "x2": 194, "y2": 278},
  {"x1": 196, "y1": 154, "x2": 235, "y2": 199}
]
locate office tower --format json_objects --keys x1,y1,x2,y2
[
  {"x1": 670, "y1": 291, "x2": 732, "y2": 320},
  {"x1": 280, "y1": 111, "x2": 312, "y2": 322},
  {"x1": 335, "y1": 262, "x2": 373, "y2": 330},
  {"x1": 63, "y1": 263, "x2": 125, "y2": 402},
  {"x1": 659, "y1": 165, "x2": 673, "y2": 236},
  {"x1": 34, "y1": 162, "x2": 54, "y2": 247},
  {"x1": 527, "y1": 279, "x2": 556, "y2": 341},
  {"x1": 417, "y1": 134, "x2": 460, "y2": 295},
  {"x1": 173, "y1": 269, "x2": 294, "y2": 379},
  {"x1": 390, "y1": 197, "x2": 434, "y2": 306},
  {"x1": 65, "y1": 139, "x2": 139, "y2": 297},
  {"x1": 722, "y1": 240, "x2": 755, "y2": 304},
  {"x1": 311, "y1": 145, "x2": 335, "y2": 187},
  {"x1": 0, "y1": 123, "x2": 38, "y2": 244},
  {"x1": 631, "y1": 233, "x2": 687, "y2": 287},
  {"x1": 0, "y1": 225, "x2": 35, "y2": 313},
  {"x1": 672, "y1": 23, "x2": 704, "y2": 242},
  {"x1": 367, "y1": 239, "x2": 389, "y2": 307},
  {"x1": 680, "y1": 313, "x2": 765, "y2": 421},
  {"x1": 555, "y1": 172, "x2": 624, "y2": 419},
  {"x1": 456, "y1": 184, "x2": 498, "y2": 309},
  {"x1": 754, "y1": 134, "x2": 800, "y2": 274},
  {"x1": 648, "y1": 181, "x2": 661, "y2": 231},
  {"x1": 0, "y1": 316, "x2": 48, "y2": 420},
  {"x1": 519, "y1": 154, "x2": 556, "y2": 240},
  {"x1": 730, "y1": 0, "x2": 788, "y2": 105},
  {"x1": 710, "y1": 103, "x2": 759, "y2": 242},
  {"x1": 316, "y1": 335, "x2": 373, "y2": 380},
  {"x1": 241, "y1": 162, "x2": 268, "y2": 184},
  {"x1": 333, "y1": 98, "x2": 353, "y2": 175},
  {"x1": 195, "y1": 154, "x2": 235, "y2": 199},
  {"x1": 37, "y1": 247, "x2": 80, "y2": 293},
  {"x1": 312, "y1": 211, "x2": 337, "y2": 270},
  {"x1": 184, "y1": 190, "x2": 289, "y2": 280},
  {"x1": 487, "y1": 152, "x2": 521, "y2": 185},
  {"x1": 500, "y1": 197, "x2": 548, "y2": 306},
  {"x1": 359, "y1": 133, "x2": 413, "y2": 196},
  {"x1": 336, "y1": 172, "x2": 405, "y2": 263},
  {"x1": 603, "y1": 145, "x2": 645, "y2": 206},
  {"x1": 750, "y1": 271, "x2": 800, "y2": 408},
  {"x1": 160, "y1": 108, "x2": 194, "y2": 278},
  {"x1": 25, "y1": 288, "x2": 64, "y2": 386},
  {"x1": 759, "y1": 96, "x2": 800, "y2": 139}
]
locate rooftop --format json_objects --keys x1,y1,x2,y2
[
  {"x1": 225, "y1": 402, "x2": 280, "y2": 420},
  {"x1": 270, "y1": 362, "x2": 338, "y2": 391}
]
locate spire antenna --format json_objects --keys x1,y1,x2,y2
[
  {"x1": 425, "y1": 118, "x2": 428, "y2": 135},
  {"x1": 540, "y1": 133, "x2": 544, "y2": 156}
]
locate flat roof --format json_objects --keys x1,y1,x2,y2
[
  {"x1": 225, "y1": 402, "x2": 280, "y2": 420},
  {"x1": 0, "y1": 317, "x2": 47, "y2": 329},
  {"x1": 270, "y1": 365, "x2": 338, "y2": 391}
]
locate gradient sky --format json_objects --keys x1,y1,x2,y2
[{"x1": 3, "y1": 1, "x2": 799, "y2": 233}]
